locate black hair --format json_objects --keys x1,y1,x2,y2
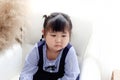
[
  {"x1": 43, "y1": 12, "x2": 72, "y2": 32},
  {"x1": 40, "y1": 12, "x2": 72, "y2": 41}
]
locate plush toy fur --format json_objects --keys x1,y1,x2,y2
[{"x1": 0, "y1": 0, "x2": 27, "y2": 51}]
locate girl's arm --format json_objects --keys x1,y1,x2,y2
[
  {"x1": 19, "y1": 44, "x2": 39, "y2": 80},
  {"x1": 58, "y1": 47, "x2": 80, "y2": 80}
]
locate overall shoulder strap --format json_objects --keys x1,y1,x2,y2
[
  {"x1": 33, "y1": 41, "x2": 45, "y2": 80},
  {"x1": 37, "y1": 41, "x2": 45, "y2": 67},
  {"x1": 59, "y1": 43, "x2": 72, "y2": 74}
]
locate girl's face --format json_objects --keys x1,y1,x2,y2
[{"x1": 44, "y1": 29, "x2": 70, "y2": 52}]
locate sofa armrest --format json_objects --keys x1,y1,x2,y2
[
  {"x1": 80, "y1": 57, "x2": 101, "y2": 80},
  {"x1": 111, "y1": 70, "x2": 120, "y2": 80},
  {"x1": 10, "y1": 74, "x2": 20, "y2": 80},
  {"x1": 0, "y1": 44, "x2": 22, "y2": 80}
]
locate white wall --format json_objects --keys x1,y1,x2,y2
[{"x1": 27, "y1": 0, "x2": 120, "y2": 80}]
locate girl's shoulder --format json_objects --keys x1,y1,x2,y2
[
  {"x1": 66, "y1": 43, "x2": 76, "y2": 55},
  {"x1": 66, "y1": 43, "x2": 75, "y2": 51},
  {"x1": 37, "y1": 40, "x2": 46, "y2": 47}
]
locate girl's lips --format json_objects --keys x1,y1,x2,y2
[{"x1": 55, "y1": 45, "x2": 62, "y2": 47}]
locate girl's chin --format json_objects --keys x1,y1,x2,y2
[{"x1": 54, "y1": 48, "x2": 62, "y2": 52}]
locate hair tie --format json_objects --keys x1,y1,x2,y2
[
  {"x1": 43, "y1": 15, "x2": 47, "y2": 19},
  {"x1": 40, "y1": 35, "x2": 44, "y2": 41}
]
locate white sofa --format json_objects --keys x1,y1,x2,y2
[
  {"x1": 0, "y1": 16, "x2": 101, "y2": 80},
  {"x1": 22, "y1": 15, "x2": 101, "y2": 80},
  {"x1": 0, "y1": 44, "x2": 22, "y2": 80}
]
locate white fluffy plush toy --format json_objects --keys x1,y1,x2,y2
[{"x1": 0, "y1": 0, "x2": 27, "y2": 80}]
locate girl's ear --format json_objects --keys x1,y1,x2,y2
[{"x1": 42, "y1": 29, "x2": 44, "y2": 35}]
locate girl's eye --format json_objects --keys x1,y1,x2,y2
[
  {"x1": 51, "y1": 35, "x2": 56, "y2": 37},
  {"x1": 62, "y1": 35, "x2": 66, "y2": 37}
]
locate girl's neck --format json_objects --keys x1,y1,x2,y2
[{"x1": 46, "y1": 48, "x2": 60, "y2": 60}]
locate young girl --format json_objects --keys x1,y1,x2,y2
[{"x1": 20, "y1": 12, "x2": 80, "y2": 80}]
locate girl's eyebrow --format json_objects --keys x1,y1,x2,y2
[
  {"x1": 62, "y1": 32, "x2": 67, "y2": 34},
  {"x1": 62, "y1": 31, "x2": 68, "y2": 33}
]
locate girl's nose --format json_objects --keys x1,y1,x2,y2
[{"x1": 55, "y1": 37, "x2": 62, "y2": 42}]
